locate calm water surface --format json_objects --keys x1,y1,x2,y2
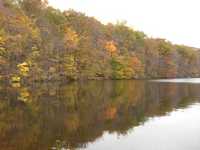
[{"x1": 1, "y1": 79, "x2": 200, "y2": 150}]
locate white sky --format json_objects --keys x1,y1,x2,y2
[{"x1": 48, "y1": 0, "x2": 200, "y2": 48}]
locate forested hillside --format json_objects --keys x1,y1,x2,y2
[{"x1": 1, "y1": 0, "x2": 200, "y2": 82}]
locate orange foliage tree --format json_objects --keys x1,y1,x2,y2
[{"x1": 105, "y1": 41, "x2": 117, "y2": 56}]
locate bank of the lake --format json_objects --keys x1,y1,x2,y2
[{"x1": 1, "y1": 0, "x2": 200, "y2": 83}]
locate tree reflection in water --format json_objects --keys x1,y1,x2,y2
[{"x1": 0, "y1": 80, "x2": 200, "y2": 150}]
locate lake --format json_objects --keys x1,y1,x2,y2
[{"x1": 1, "y1": 79, "x2": 200, "y2": 150}]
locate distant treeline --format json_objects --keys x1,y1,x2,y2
[{"x1": 1, "y1": 0, "x2": 200, "y2": 82}]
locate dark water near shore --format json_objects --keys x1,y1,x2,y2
[{"x1": 1, "y1": 79, "x2": 200, "y2": 150}]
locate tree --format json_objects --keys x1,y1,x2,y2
[
  {"x1": 105, "y1": 41, "x2": 117, "y2": 57},
  {"x1": 1, "y1": 0, "x2": 200, "y2": 82}
]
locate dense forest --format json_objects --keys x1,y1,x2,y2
[{"x1": 1, "y1": 0, "x2": 200, "y2": 83}]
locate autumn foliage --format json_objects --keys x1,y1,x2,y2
[{"x1": 105, "y1": 41, "x2": 117, "y2": 56}]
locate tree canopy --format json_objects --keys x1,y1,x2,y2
[{"x1": 1, "y1": 0, "x2": 200, "y2": 83}]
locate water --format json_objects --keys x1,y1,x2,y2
[{"x1": 1, "y1": 79, "x2": 200, "y2": 150}]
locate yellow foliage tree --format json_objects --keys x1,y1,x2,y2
[
  {"x1": 17, "y1": 62, "x2": 30, "y2": 77},
  {"x1": 0, "y1": 33, "x2": 7, "y2": 57},
  {"x1": 15, "y1": 15, "x2": 40, "y2": 40},
  {"x1": 63, "y1": 54, "x2": 77, "y2": 80},
  {"x1": 18, "y1": 88, "x2": 30, "y2": 102},
  {"x1": 105, "y1": 41, "x2": 117, "y2": 56},
  {"x1": 11, "y1": 76, "x2": 21, "y2": 83},
  {"x1": 63, "y1": 27, "x2": 79, "y2": 49}
]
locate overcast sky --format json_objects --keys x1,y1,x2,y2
[{"x1": 48, "y1": 0, "x2": 200, "y2": 48}]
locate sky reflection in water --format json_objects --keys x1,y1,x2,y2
[{"x1": 85, "y1": 103, "x2": 200, "y2": 150}]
